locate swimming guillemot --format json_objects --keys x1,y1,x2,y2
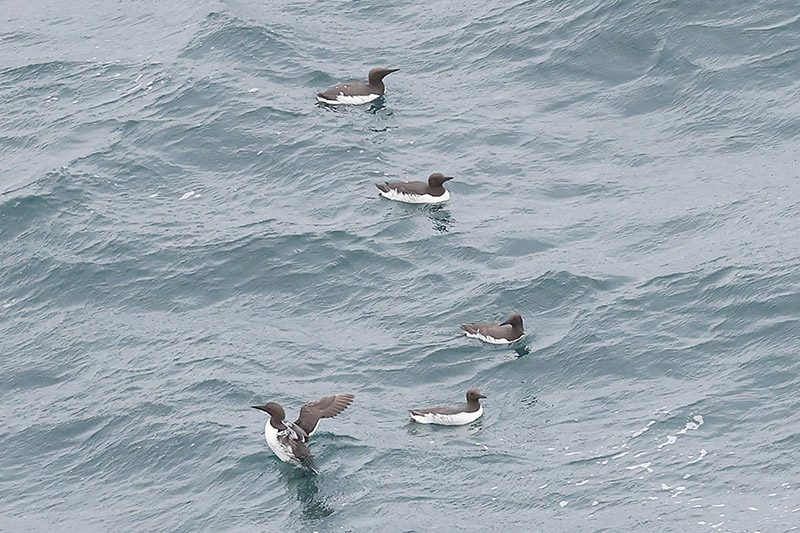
[
  {"x1": 409, "y1": 388, "x2": 486, "y2": 425},
  {"x1": 252, "y1": 394, "x2": 354, "y2": 472},
  {"x1": 462, "y1": 313, "x2": 525, "y2": 344},
  {"x1": 316, "y1": 67, "x2": 399, "y2": 105},
  {"x1": 376, "y1": 173, "x2": 453, "y2": 204}
]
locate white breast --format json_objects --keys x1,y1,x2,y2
[
  {"x1": 264, "y1": 423, "x2": 300, "y2": 464},
  {"x1": 379, "y1": 189, "x2": 450, "y2": 204},
  {"x1": 316, "y1": 93, "x2": 380, "y2": 105},
  {"x1": 411, "y1": 406, "x2": 483, "y2": 426},
  {"x1": 464, "y1": 331, "x2": 524, "y2": 344}
]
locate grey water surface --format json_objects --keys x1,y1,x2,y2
[{"x1": 2, "y1": 0, "x2": 800, "y2": 531}]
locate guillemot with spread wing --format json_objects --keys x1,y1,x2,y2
[{"x1": 252, "y1": 394, "x2": 354, "y2": 472}]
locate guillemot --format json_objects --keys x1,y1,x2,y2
[
  {"x1": 252, "y1": 393, "x2": 354, "y2": 472},
  {"x1": 462, "y1": 313, "x2": 525, "y2": 344},
  {"x1": 409, "y1": 388, "x2": 486, "y2": 425},
  {"x1": 316, "y1": 67, "x2": 399, "y2": 105},
  {"x1": 376, "y1": 173, "x2": 453, "y2": 204}
]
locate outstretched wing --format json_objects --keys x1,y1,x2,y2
[
  {"x1": 295, "y1": 394, "x2": 355, "y2": 437},
  {"x1": 282, "y1": 421, "x2": 309, "y2": 442}
]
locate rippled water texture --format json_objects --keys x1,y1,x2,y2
[{"x1": 2, "y1": 0, "x2": 800, "y2": 531}]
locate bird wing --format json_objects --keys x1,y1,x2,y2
[
  {"x1": 381, "y1": 181, "x2": 429, "y2": 195},
  {"x1": 317, "y1": 82, "x2": 373, "y2": 100},
  {"x1": 462, "y1": 321, "x2": 515, "y2": 340},
  {"x1": 461, "y1": 323, "x2": 483, "y2": 335},
  {"x1": 285, "y1": 421, "x2": 310, "y2": 442},
  {"x1": 296, "y1": 394, "x2": 355, "y2": 436},
  {"x1": 278, "y1": 431, "x2": 317, "y2": 472},
  {"x1": 410, "y1": 404, "x2": 464, "y2": 416}
]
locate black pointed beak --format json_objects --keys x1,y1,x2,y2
[
  {"x1": 479, "y1": 394, "x2": 487, "y2": 399},
  {"x1": 252, "y1": 405, "x2": 268, "y2": 412},
  {"x1": 385, "y1": 68, "x2": 400, "y2": 74},
  {"x1": 443, "y1": 176, "x2": 454, "y2": 182}
]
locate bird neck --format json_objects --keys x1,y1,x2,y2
[
  {"x1": 368, "y1": 78, "x2": 386, "y2": 93},
  {"x1": 269, "y1": 416, "x2": 286, "y2": 430},
  {"x1": 466, "y1": 400, "x2": 481, "y2": 412}
]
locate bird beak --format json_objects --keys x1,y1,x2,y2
[
  {"x1": 386, "y1": 68, "x2": 400, "y2": 74},
  {"x1": 251, "y1": 405, "x2": 268, "y2": 412},
  {"x1": 479, "y1": 394, "x2": 487, "y2": 399},
  {"x1": 443, "y1": 176, "x2": 454, "y2": 182}
]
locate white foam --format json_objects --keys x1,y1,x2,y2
[
  {"x1": 657, "y1": 435, "x2": 677, "y2": 449},
  {"x1": 625, "y1": 462, "x2": 652, "y2": 472},
  {"x1": 678, "y1": 415, "x2": 704, "y2": 435},
  {"x1": 379, "y1": 188, "x2": 451, "y2": 205},
  {"x1": 632, "y1": 420, "x2": 656, "y2": 438},
  {"x1": 687, "y1": 449, "x2": 707, "y2": 464},
  {"x1": 179, "y1": 190, "x2": 195, "y2": 200}
]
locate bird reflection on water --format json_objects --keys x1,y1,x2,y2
[
  {"x1": 513, "y1": 343, "x2": 531, "y2": 358},
  {"x1": 367, "y1": 96, "x2": 386, "y2": 113},
  {"x1": 423, "y1": 204, "x2": 454, "y2": 233},
  {"x1": 285, "y1": 468, "x2": 334, "y2": 521}
]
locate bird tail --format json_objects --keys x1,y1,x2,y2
[{"x1": 300, "y1": 455, "x2": 319, "y2": 475}]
